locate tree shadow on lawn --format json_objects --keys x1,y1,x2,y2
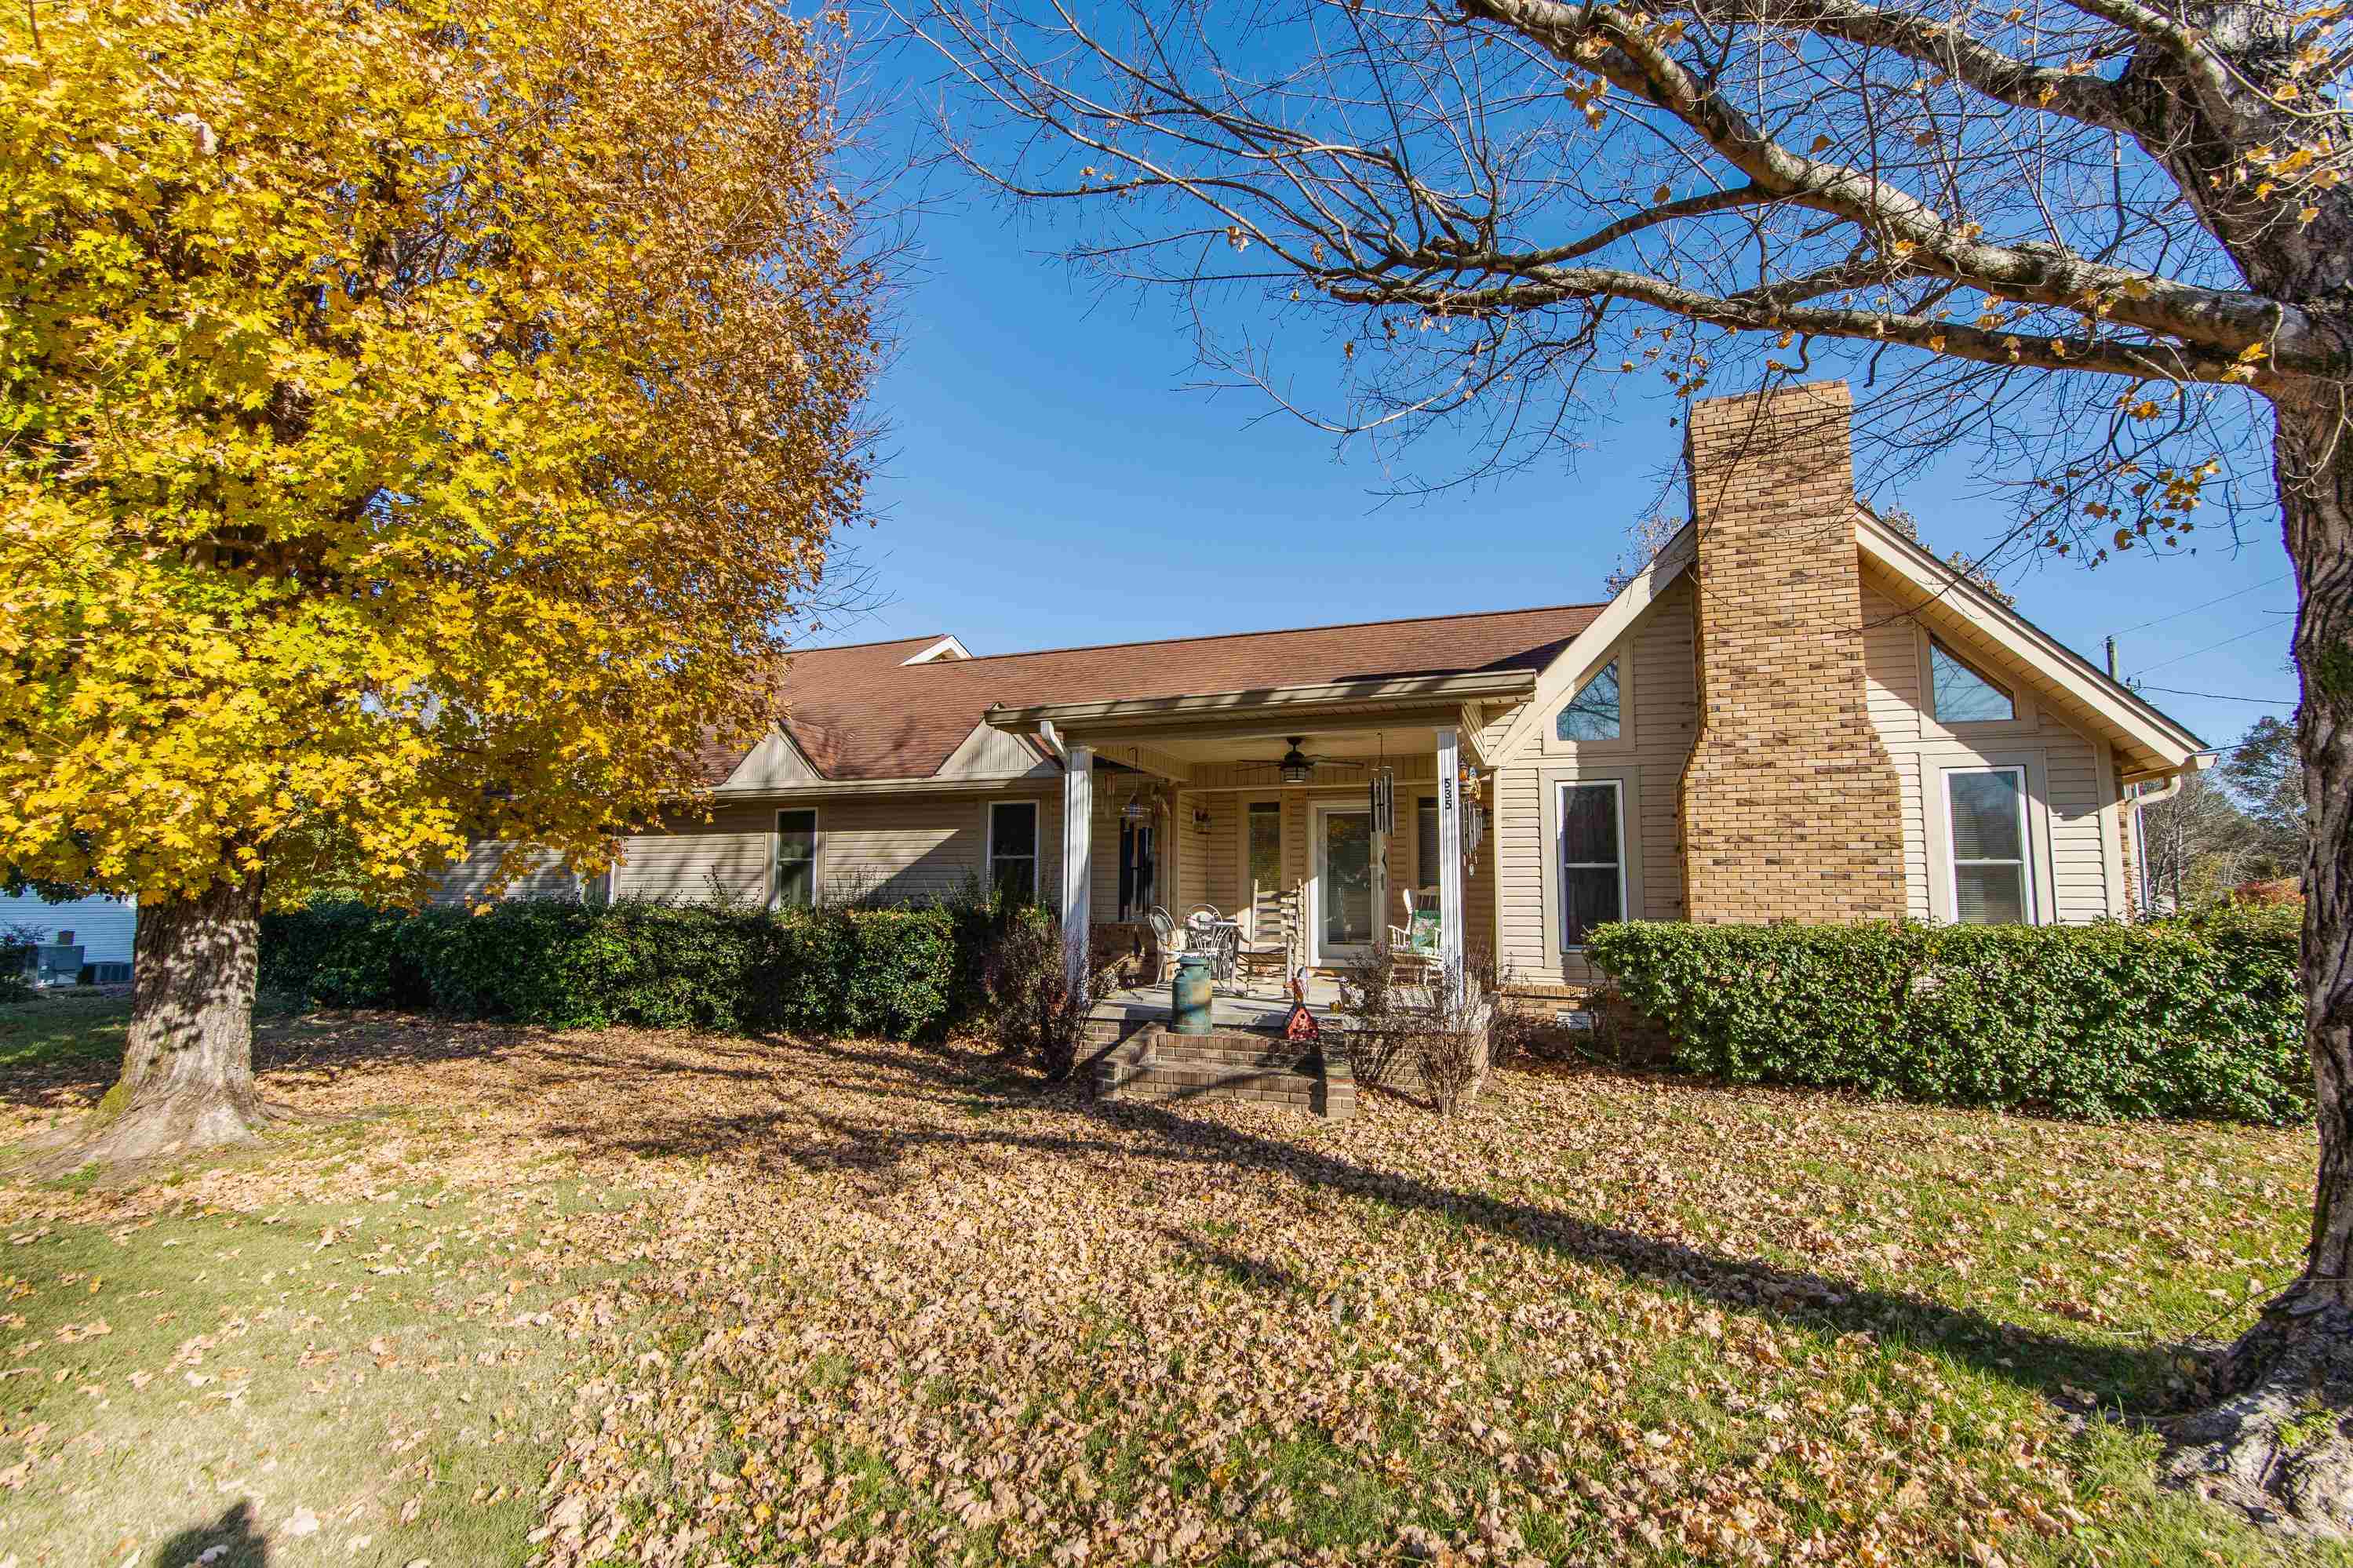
[
  {"x1": 150, "y1": 1498, "x2": 270, "y2": 1567},
  {"x1": 527, "y1": 1031, "x2": 2191, "y2": 1413},
  {"x1": 0, "y1": 1009, "x2": 821, "y2": 1118},
  {"x1": 0, "y1": 1014, "x2": 2191, "y2": 1415}
]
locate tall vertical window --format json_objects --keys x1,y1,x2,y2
[
  {"x1": 1929, "y1": 639, "x2": 2016, "y2": 723},
  {"x1": 1246, "y1": 801, "x2": 1282, "y2": 893},
  {"x1": 989, "y1": 801, "x2": 1039, "y2": 905},
  {"x1": 1945, "y1": 767, "x2": 2032, "y2": 923},
  {"x1": 1246, "y1": 801, "x2": 1282, "y2": 936},
  {"x1": 1556, "y1": 659, "x2": 1623, "y2": 742},
  {"x1": 774, "y1": 809, "x2": 818, "y2": 910},
  {"x1": 1414, "y1": 796, "x2": 1439, "y2": 890},
  {"x1": 1558, "y1": 781, "x2": 1625, "y2": 947}
]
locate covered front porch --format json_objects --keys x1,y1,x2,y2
[{"x1": 983, "y1": 668, "x2": 1535, "y2": 1028}]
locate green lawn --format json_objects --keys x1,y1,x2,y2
[
  {"x1": 0, "y1": 997, "x2": 2337, "y2": 1566},
  {"x1": 0, "y1": 987, "x2": 140, "y2": 1071}
]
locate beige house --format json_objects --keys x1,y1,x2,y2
[{"x1": 440, "y1": 381, "x2": 2207, "y2": 1006}]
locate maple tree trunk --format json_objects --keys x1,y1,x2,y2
[
  {"x1": 2162, "y1": 385, "x2": 2353, "y2": 1531},
  {"x1": 64, "y1": 872, "x2": 287, "y2": 1168},
  {"x1": 2287, "y1": 384, "x2": 2353, "y2": 1315}
]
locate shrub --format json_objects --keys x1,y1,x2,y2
[
  {"x1": 1333, "y1": 950, "x2": 1495, "y2": 1114},
  {"x1": 260, "y1": 897, "x2": 980, "y2": 1041},
  {"x1": 0, "y1": 925, "x2": 36, "y2": 1004},
  {"x1": 978, "y1": 909, "x2": 1095, "y2": 1081},
  {"x1": 1583, "y1": 915, "x2": 2306, "y2": 1123}
]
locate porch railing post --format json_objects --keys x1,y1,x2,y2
[
  {"x1": 1062, "y1": 745, "x2": 1093, "y2": 997},
  {"x1": 1435, "y1": 726, "x2": 1464, "y2": 1004}
]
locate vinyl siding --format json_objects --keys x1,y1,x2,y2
[
  {"x1": 1495, "y1": 576, "x2": 1698, "y2": 987},
  {"x1": 429, "y1": 843, "x2": 585, "y2": 907},
  {"x1": 1197, "y1": 793, "x2": 1237, "y2": 915},
  {"x1": 2045, "y1": 734, "x2": 2111, "y2": 919},
  {"x1": 494, "y1": 789, "x2": 1071, "y2": 911},
  {"x1": 1175, "y1": 791, "x2": 1215, "y2": 912},
  {"x1": 0, "y1": 893, "x2": 137, "y2": 965},
  {"x1": 1859, "y1": 576, "x2": 2122, "y2": 922},
  {"x1": 606, "y1": 804, "x2": 771, "y2": 904},
  {"x1": 825, "y1": 792, "x2": 1061, "y2": 908},
  {"x1": 1893, "y1": 751, "x2": 1932, "y2": 919},
  {"x1": 938, "y1": 723, "x2": 1058, "y2": 780}
]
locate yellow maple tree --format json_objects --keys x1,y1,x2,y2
[{"x1": 1, "y1": 0, "x2": 874, "y2": 1160}]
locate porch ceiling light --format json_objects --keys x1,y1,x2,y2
[{"x1": 1277, "y1": 737, "x2": 1314, "y2": 785}]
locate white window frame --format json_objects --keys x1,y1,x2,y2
[
  {"x1": 1942, "y1": 766, "x2": 2034, "y2": 925},
  {"x1": 1543, "y1": 638, "x2": 1636, "y2": 756},
  {"x1": 985, "y1": 799, "x2": 1040, "y2": 905},
  {"x1": 1554, "y1": 657, "x2": 1624, "y2": 744},
  {"x1": 1557, "y1": 778, "x2": 1628, "y2": 951},
  {"x1": 1240, "y1": 797, "x2": 1284, "y2": 938},
  {"x1": 1916, "y1": 630, "x2": 2034, "y2": 734},
  {"x1": 1413, "y1": 793, "x2": 1440, "y2": 893},
  {"x1": 1307, "y1": 800, "x2": 1377, "y2": 966},
  {"x1": 773, "y1": 806, "x2": 821, "y2": 911}
]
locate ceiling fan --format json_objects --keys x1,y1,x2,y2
[{"x1": 1258, "y1": 736, "x2": 1340, "y2": 784}]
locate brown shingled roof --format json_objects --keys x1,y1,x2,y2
[{"x1": 715, "y1": 604, "x2": 1606, "y2": 784}]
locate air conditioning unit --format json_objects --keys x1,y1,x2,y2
[{"x1": 32, "y1": 944, "x2": 84, "y2": 988}]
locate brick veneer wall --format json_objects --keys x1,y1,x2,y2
[{"x1": 1679, "y1": 381, "x2": 1907, "y2": 922}]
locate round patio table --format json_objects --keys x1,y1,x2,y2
[
  {"x1": 1184, "y1": 910, "x2": 1240, "y2": 986},
  {"x1": 1207, "y1": 920, "x2": 1243, "y2": 985}
]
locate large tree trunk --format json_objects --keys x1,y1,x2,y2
[
  {"x1": 63, "y1": 873, "x2": 287, "y2": 1169},
  {"x1": 2286, "y1": 385, "x2": 2353, "y2": 1315},
  {"x1": 2162, "y1": 385, "x2": 2353, "y2": 1532}
]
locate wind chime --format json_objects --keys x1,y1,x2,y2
[
  {"x1": 1459, "y1": 765, "x2": 1488, "y2": 876},
  {"x1": 1116, "y1": 784, "x2": 1165, "y2": 921}
]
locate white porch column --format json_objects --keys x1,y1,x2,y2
[
  {"x1": 1062, "y1": 745, "x2": 1094, "y2": 995},
  {"x1": 1435, "y1": 726, "x2": 1464, "y2": 1000}
]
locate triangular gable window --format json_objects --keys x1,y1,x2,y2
[
  {"x1": 1556, "y1": 660, "x2": 1622, "y2": 742},
  {"x1": 1930, "y1": 639, "x2": 2015, "y2": 723}
]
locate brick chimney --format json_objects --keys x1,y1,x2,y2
[{"x1": 1678, "y1": 381, "x2": 1906, "y2": 922}]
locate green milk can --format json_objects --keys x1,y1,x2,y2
[{"x1": 1170, "y1": 951, "x2": 1214, "y2": 1035}]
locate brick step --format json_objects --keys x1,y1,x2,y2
[
  {"x1": 1114, "y1": 1063, "x2": 1323, "y2": 1109},
  {"x1": 1092, "y1": 1020, "x2": 1355, "y2": 1119},
  {"x1": 1151, "y1": 1041, "x2": 1320, "y2": 1073}
]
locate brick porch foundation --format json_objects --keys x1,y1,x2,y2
[{"x1": 1084, "y1": 1020, "x2": 1356, "y2": 1119}]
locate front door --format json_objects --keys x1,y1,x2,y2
[{"x1": 1312, "y1": 805, "x2": 1375, "y2": 965}]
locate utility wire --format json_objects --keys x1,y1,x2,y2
[
  {"x1": 2129, "y1": 621, "x2": 2279, "y2": 676},
  {"x1": 2111, "y1": 574, "x2": 2289, "y2": 638},
  {"x1": 2129, "y1": 683, "x2": 2296, "y2": 707}
]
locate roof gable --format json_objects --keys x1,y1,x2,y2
[
  {"x1": 1488, "y1": 528, "x2": 1696, "y2": 766},
  {"x1": 715, "y1": 724, "x2": 822, "y2": 792},
  {"x1": 1852, "y1": 511, "x2": 2205, "y2": 776},
  {"x1": 1485, "y1": 515, "x2": 2204, "y2": 780},
  {"x1": 715, "y1": 606, "x2": 1607, "y2": 784}
]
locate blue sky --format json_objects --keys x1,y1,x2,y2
[{"x1": 828, "y1": 194, "x2": 2300, "y2": 755}]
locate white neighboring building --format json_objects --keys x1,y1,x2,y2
[{"x1": 0, "y1": 893, "x2": 137, "y2": 965}]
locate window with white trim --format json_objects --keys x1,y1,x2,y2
[
  {"x1": 1944, "y1": 767, "x2": 2032, "y2": 923},
  {"x1": 1557, "y1": 780, "x2": 1626, "y2": 948},
  {"x1": 1929, "y1": 638, "x2": 2016, "y2": 723},
  {"x1": 774, "y1": 809, "x2": 818, "y2": 910},
  {"x1": 988, "y1": 800, "x2": 1040, "y2": 905},
  {"x1": 1555, "y1": 659, "x2": 1623, "y2": 742}
]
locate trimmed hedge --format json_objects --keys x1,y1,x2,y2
[
  {"x1": 260, "y1": 897, "x2": 1002, "y2": 1040},
  {"x1": 1583, "y1": 909, "x2": 2306, "y2": 1123}
]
